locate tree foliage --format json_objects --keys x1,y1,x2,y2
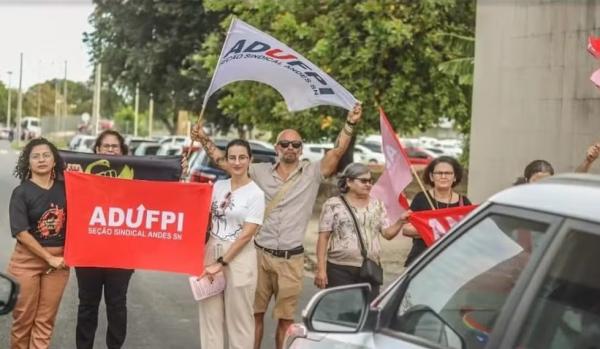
[
  {"x1": 85, "y1": 0, "x2": 223, "y2": 133},
  {"x1": 86, "y1": 0, "x2": 475, "y2": 138}
]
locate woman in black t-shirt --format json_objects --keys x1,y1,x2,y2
[
  {"x1": 403, "y1": 156, "x2": 471, "y2": 266},
  {"x1": 7, "y1": 138, "x2": 69, "y2": 349}
]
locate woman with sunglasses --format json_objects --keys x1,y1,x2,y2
[
  {"x1": 402, "y1": 156, "x2": 471, "y2": 266},
  {"x1": 314, "y1": 163, "x2": 409, "y2": 298},
  {"x1": 198, "y1": 139, "x2": 265, "y2": 349},
  {"x1": 8, "y1": 138, "x2": 69, "y2": 349}
]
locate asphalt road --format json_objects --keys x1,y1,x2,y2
[{"x1": 0, "y1": 139, "x2": 318, "y2": 349}]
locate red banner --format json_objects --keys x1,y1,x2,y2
[
  {"x1": 409, "y1": 205, "x2": 477, "y2": 247},
  {"x1": 64, "y1": 172, "x2": 212, "y2": 275}
]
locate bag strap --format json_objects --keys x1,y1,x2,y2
[
  {"x1": 263, "y1": 168, "x2": 302, "y2": 221},
  {"x1": 459, "y1": 194, "x2": 464, "y2": 207},
  {"x1": 339, "y1": 195, "x2": 368, "y2": 259}
]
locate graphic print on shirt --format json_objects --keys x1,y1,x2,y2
[
  {"x1": 211, "y1": 191, "x2": 243, "y2": 240},
  {"x1": 36, "y1": 203, "x2": 65, "y2": 239}
]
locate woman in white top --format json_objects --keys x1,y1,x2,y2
[{"x1": 198, "y1": 139, "x2": 265, "y2": 349}]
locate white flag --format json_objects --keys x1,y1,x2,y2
[{"x1": 204, "y1": 18, "x2": 358, "y2": 111}]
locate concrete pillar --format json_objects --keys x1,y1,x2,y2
[{"x1": 469, "y1": 0, "x2": 600, "y2": 202}]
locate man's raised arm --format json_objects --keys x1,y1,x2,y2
[
  {"x1": 320, "y1": 103, "x2": 362, "y2": 178},
  {"x1": 191, "y1": 123, "x2": 231, "y2": 173}
]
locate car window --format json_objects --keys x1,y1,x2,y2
[
  {"x1": 516, "y1": 225, "x2": 600, "y2": 349},
  {"x1": 388, "y1": 214, "x2": 550, "y2": 349}
]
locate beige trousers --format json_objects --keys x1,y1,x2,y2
[
  {"x1": 198, "y1": 238, "x2": 257, "y2": 349},
  {"x1": 7, "y1": 242, "x2": 69, "y2": 349}
]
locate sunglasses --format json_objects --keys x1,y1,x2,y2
[
  {"x1": 352, "y1": 177, "x2": 373, "y2": 185},
  {"x1": 277, "y1": 140, "x2": 302, "y2": 149}
]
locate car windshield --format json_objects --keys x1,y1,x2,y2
[{"x1": 390, "y1": 213, "x2": 551, "y2": 349}]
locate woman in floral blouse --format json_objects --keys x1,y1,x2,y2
[{"x1": 314, "y1": 163, "x2": 409, "y2": 297}]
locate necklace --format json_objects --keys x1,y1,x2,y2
[{"x1": 432, "y1": 190, "x2": 452, "y2": 210}]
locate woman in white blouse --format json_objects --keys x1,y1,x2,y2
[{"x1": 198, "y1": 139, "x2": 265, "y2": 349}]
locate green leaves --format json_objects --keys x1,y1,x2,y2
[{"x1": 87, "y1": 0, "x2": 474, "y2": 138}]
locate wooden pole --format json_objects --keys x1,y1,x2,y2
[
  {"x1": 410, "y1": 165, "x2": 436, "y2": 210},
  {"x1": 186, "y1": 104, "x2": 206, "y2": 158}
]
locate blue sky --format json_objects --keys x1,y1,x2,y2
[{"x1": 0, "y1": 0, "x2": 94, "y2": 89}]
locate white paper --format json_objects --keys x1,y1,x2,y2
[{"x1": 189, "y1": 273, "x2": 226, "y2": 301}]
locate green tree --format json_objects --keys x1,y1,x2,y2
[
  {"x1": 85, "y1": 0, "x2": 223, "y2": 133},
  {"x1": 191, "y1": 0, "x2": 475, "y2": 140}
]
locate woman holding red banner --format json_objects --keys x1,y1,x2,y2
[
  {"x1": 74, "y1": 130, "x2": 134, "y2": 349},
  {"x1": 7, "y1": 138, "x2": 69, "y2": 349},
  {"x1": 314, "y1": 163, "x2": 409, "y2": 298},
  {"x1": 198, "y1": 139, "x2": 265, "y2": 349},
  {"x1": 403, "y1": 156, "x2": 471, "y2": 266}
]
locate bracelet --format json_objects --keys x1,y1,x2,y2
[
  {"x1": 346, "y1": 120, "x2": 357, "y2": 126},
  {"x1": 216, "y1": 256, "x2": 228, "y2": 267},
  {"x1": 343, "y1": 124, "x2": 354, "y2": 136}
]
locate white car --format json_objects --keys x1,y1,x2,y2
[
  {"x1": 286, "y1": 174, "x2": 600, "y2": 349},
  {"x1": 158, "y1": 136, "x2": 190, "y2": 147},
  {"x1": 20, "y1": 116, "x2": 42, "y2": 140},
  {"x1": 69, "y1": 135, "x2": 96, "y2": 153},
  {"x1": 353, "y1": 144, "x2": 385, "y2": 164},
  {"x1": 156, "y1": 143, "x2": 183, "y2": 156},
  {"x1": 301, "y1": 143, "x2": 333, "y2": 163}
]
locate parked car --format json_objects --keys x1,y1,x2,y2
[
  {"x1": 354, "y1": 144, "x2": 385, "y2": 164},
  {"x1": 69, "y1": 134, "x2": 96, "y2": 153},
  {"x1": 0, "y1": 273, "x2": 19, "y2": 315},
  {"x1": 301, "y1": 143, "x2": 333, "y2": 163},
  {"x1": 158, "y1": 135, "x2": 190, "y2": 147},
  {"x1": 133, "y1": 141, "x2": 161, "y2": 156},
  {"x1": 0, "y1": 126, "x2": 13, "y2": 140},
  {"x1": 248, "y1": 139, "x2": 274, "y2": 151},
  {"x1": 401, "y1": 147, "x2": 433, "y2": 166},
  {"x1": 285, "y1": 174, "x2": 600, "y2": 349},
  {"x1": 125, "y1": 136, "x2": 155, "y2": 155},
  {"x1": 188, "y1": 139, "x2": 277, "y2": 183},
  {"x1": 157, "y1": 143, "x2": 183, "y2": 156},
  {"x1": 20, "y1": 116, "x2": 41, "y2": 140}
]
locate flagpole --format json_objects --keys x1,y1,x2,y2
[
  {"x1": 410, "y1": 165, "x2": 436, "y2": 210},
  {"x1": 187, "y1": 17, "x2": 237, "y2": 159}
]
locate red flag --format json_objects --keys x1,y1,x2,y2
[
  {"x1": 409, "y1": 205, "x2": 477, "y2": 246},
  {"x1": 370, "y1": 108, "x2": 413, "y2": 223},
  {"x1": 588, "y1": 35, "x2": 600, "y2": 59},
  {"x1": 64, "y1": 172, "x2": 212, "y2": 275}
]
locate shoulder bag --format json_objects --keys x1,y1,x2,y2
[{"x1": 339, "y1": 195, "x2": 383, "y2": 285}]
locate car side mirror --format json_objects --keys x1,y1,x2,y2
[
  {"x1": 396, "y1": 305, "x2": 465, "y2": 349},
  {"x1": 0, "y1": 273, "x2": 19, "y2": 315},
  {"x1": 302, "y1": 283, "x2": 370, "y2": 333}
]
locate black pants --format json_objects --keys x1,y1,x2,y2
[
  {"x1": 326, "y1": 262, "x2": 380, "y2": 301},
  {"x1": 75, "y1": 267, "x2": 134, "y2": 349}
]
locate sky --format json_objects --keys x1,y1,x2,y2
[{"x1": 0, "y1": 0, "x2": 94, "y2": 90}]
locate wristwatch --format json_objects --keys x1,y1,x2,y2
[
  {"x1": 216, "y1": 256, "x2": 228, "y2": 267},
  {"x1": 346, "y1": 119, "x2": 357, "y2": 126}
]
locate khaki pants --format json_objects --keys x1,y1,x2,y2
[
  {"x1": 198, "y1": 238, "x2": 257, "y2": 349},
  {"x1": 7, "y1": 243, "x2": 69, "y2": 349}
]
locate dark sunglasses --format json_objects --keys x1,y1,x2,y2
[
  {"x1": 278, "y1": 140, "x2": 302, "y2": 149},
  {"x1": 352, "y1": 177, "x2": 373, "y2": 185}
]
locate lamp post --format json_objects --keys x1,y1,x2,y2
[{"x1": 6, "y1": 71, "x2": 12, "y2": 130}]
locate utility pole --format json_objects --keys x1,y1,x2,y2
[
  {"x1": 92, "y1": 63, "x2": 102, "y2": 135},
  {"x1": 6, "y1": 71, "x2": 12, "y2": 130},
  {"x1": 62, "y1": 60, "x2": 68, "y2": 133},
  {"x1": 148, "y1": 93, "x2": 154, "y2": 138},
  {"x1": 134, "y1": 83, "x2": 139, "y2": 137},
  {"x1": 63, "y1": 60, "x2": 68, "y2": 117},
  {"x1": 16, "y1": 53, "x2": 23, "y2": 147}
]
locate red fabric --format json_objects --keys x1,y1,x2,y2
[
  {"x1": 64, "y1": 172, "x2": 212, "y2": 275},
  {"x1": 370, "y1": 108, "x2": 413, "y2": 223},
  {"x1": 408, "y1": 205, "x2": 477, "y2": 246},
  {"x1": 588, "y1": 35, "x2": 600, "y2": 59}
]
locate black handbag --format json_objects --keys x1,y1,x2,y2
[{"x1": 339, "y1": 195, "x2": 384, "y2": 285}]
